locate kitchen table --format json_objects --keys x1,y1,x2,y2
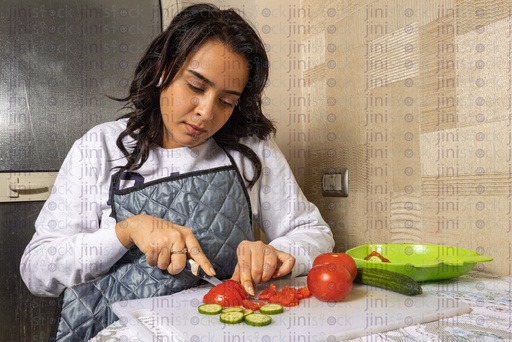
[{"x1": 90, "y1": 270, "x2": 512, "y2": 341}]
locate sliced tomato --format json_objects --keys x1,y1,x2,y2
[
  {"x1": 363, "y1": 251, "x2": 390, "y2": 263},
  {"x1": 203, "y1": 280, "x2": 248, "y2": 307}
]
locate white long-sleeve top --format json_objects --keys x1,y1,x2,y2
[{"x1": 20, "y1": 119, "x2": 334, "y2": 297}]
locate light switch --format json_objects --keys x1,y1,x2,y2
[{"x1": 322, "y1": 169, "x2": 349, "y2": 197}]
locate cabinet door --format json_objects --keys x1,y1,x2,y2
[
  {"x1": 0, "y1": 0, "x2": 162, "y2": 171},
  {"x1": 0, "y1": 0, "x2": 161, "y2": 340}
]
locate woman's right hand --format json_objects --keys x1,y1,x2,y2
[{"x1": 115, "y1": 214, "x2": 216, "y2": 277}]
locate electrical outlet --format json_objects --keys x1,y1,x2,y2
[{"x1": 322, "y1": 169, "x2": 349, "y2": 197}]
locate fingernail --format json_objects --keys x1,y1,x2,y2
[
  {"x1": 209, "y1": 267, "x2": 216, "y2": 276},
  {"x1": 246, "y1": 284, "x2": 255, "y2": 296}
]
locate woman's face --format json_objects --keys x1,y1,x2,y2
[{"x1": 159, "y1": 40, "x2": 249, "y2": 149}]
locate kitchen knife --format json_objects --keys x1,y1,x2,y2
[{"x1": 185, "y1": 259, "x2": 223, "y2": 286}]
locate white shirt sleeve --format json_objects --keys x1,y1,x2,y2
[
  {"x1": 19, "y1": 132, "x2": 128, "y2": 297},
  {"x1": 248, "y1": 138, "x2": 335, "y2": 277}
]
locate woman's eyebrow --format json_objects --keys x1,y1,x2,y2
[{"x1": 187, "y1": 69, "x2": 243, "y2": 96}]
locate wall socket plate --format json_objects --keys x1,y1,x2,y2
[{"x1": 322, "y1": 169, "x2": 349, "y2": 197}]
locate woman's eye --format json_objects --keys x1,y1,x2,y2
[
  {"x1": 187, "y1": 83, "x2": 204, "y2": 93},
  {"x1": 220, "y1": 99, "x2": 234, "y2": 107}
]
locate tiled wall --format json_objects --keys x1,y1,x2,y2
[
  {"x1": 300, "y1": 0, "x2": 511, "y2": 276},
  {"x1": 164, "y1": 0, "x2": 511, "y2": 276}
]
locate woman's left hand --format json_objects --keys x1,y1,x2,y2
[{"x1": 231, "y1": 240, "x2": 295, "y2": 296}]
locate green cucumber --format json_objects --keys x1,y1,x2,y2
[
  {"x1": 259, "y1": 304, "x2": 284, "y2": 315},
  {"x1": 244, "y1": 313, "x2": 272, "y2": 327},
  {"x1": 221, "y1": 307, "x2": 243, "y2": 314},
  {"x1": 197, "y1": 303, "x2": 222, "y2": 315},
  {"x1": 220, "y1": 311, "x2": 244, "y2": 324},
  {"x1": 242, "y1": 308, "x2": 254, "y2": 316},
  {"x1": 354, "y1": 268, "x2": 423, "y2": 296}
]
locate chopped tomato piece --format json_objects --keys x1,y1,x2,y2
[
  {"x1": 268, "y1": 286, "x2": 300, "y2": 307},
  {"x1": 242, "y1": 299, "x2": 262, "y2": 311},
  {"x1": 297, "y1": 286, "x2": 311, "y2": 299},
  {"x1": 269, "y1": 293, "x2": 298, "y2": 306},
  {"x1": 257, "y1": 283, "x2": 277, "y2": 301}
]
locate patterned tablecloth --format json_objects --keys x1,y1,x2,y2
[{"x1": 91, "y1": 271, "x2": 512, "y2": 341}]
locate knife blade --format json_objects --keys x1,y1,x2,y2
[{"x1": 185, "y1": 259, "x2": 223, "y2": 286}]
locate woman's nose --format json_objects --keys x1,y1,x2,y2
[{"x1": 194, "y1": 94, "x2": 215, "y2": 121}]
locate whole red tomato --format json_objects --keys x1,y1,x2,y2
[
  {"x1": 313, "y1": 252, "x2": 357, "y2": 280},
  {"x1": 307, "y1": 263, "x2": 352, "y2": 302}
]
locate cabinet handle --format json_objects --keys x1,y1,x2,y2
[
  {"x1": 9, "y1": 181, "x2": 50, "y2": 198},
  {"x1": 9, "y1": 183, "x2": 49, "y2": 191}
]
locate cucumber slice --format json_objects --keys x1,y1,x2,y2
[
  {"x1": 220, "y1": 311, "x2": 244, "y2": 324},
  {"x1": 259, "y1": 304, "x2": 284, "y2": 315},
  {"x1": 221, "y1": 307, "x2": 243, "y2": 314},
  {"x1": 242, "y1": 308, "x2": 254, "y2": 316},
  {"x1": 244, "y1": 313, "x2": 272, "y2": 327},
  {"x1": 198, "y1": 303, "x2": 222, "y2": 315}
]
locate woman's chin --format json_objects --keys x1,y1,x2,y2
[{"x1": 163, "y1": 136, "x2": 209, "y2": 149}]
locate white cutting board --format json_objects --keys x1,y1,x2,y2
[{"x1": 112, "y1": 276, "x2": 470, "y2": 341}]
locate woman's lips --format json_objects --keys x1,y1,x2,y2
[{"x1": 185, "y1": 123, "x2": 206, "y2": 137}]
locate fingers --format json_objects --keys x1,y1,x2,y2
[
  {"x1": 188, "y1": 245, "x2": 216, "y2": 277},
  {"x1": 166, "y1": 245, "x2": 187, "y2": 274},
  {"x1": 127, "y1": 215, "x2": 214, "y2": 275},
  {"x1": 249, "y1": 244, "x2": 278, "y2": 284},
  {"x1": 231, "y1": 264, "x2": 240, "y2": 282},
  {"x1": 145, "y1": 246, "x2": 158, "y2": 267},
  {"x1": 127, "y1": 215, "x2": 297, "y2": 290},
  {"x1": 273, "y1": 251, "x2": 295, "y2": 278},
  {"x1": 236, "y1": 241, "x2": 256, "y2": 295},
  {"x1": 173, "y1": 225, "x2": 215, "y2": 277},
  {"x1": 165, "y1": 227, "x2": 210, "y2": 275},
  {"x1": 235, "y1": 241, "x2": 287, "y2": 296},
  {"x1": 148, "y1": 244, "x2": 186, "y2": 273},
  {"x1": 157, "y1": 247, "x2": 171, "y2": 270}
]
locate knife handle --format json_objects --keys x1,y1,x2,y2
[{"x1": 185, "y1": 259, "x2": 208, "y2": 278}]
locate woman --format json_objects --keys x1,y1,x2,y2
[{"x1": 20, "y1": 3, "x2": 334, "y2": 340}]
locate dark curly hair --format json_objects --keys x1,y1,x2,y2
[{"x1": 114, "y1": 3, "x2": 275, "y2": 188}]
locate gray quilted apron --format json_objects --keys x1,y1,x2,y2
[{"x1": 50, "y1": 153, "x2": 253, "y2": 341}]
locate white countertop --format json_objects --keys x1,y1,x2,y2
[{"x1": 90, "y1": 270, "x2": 512, "y2": 341}]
